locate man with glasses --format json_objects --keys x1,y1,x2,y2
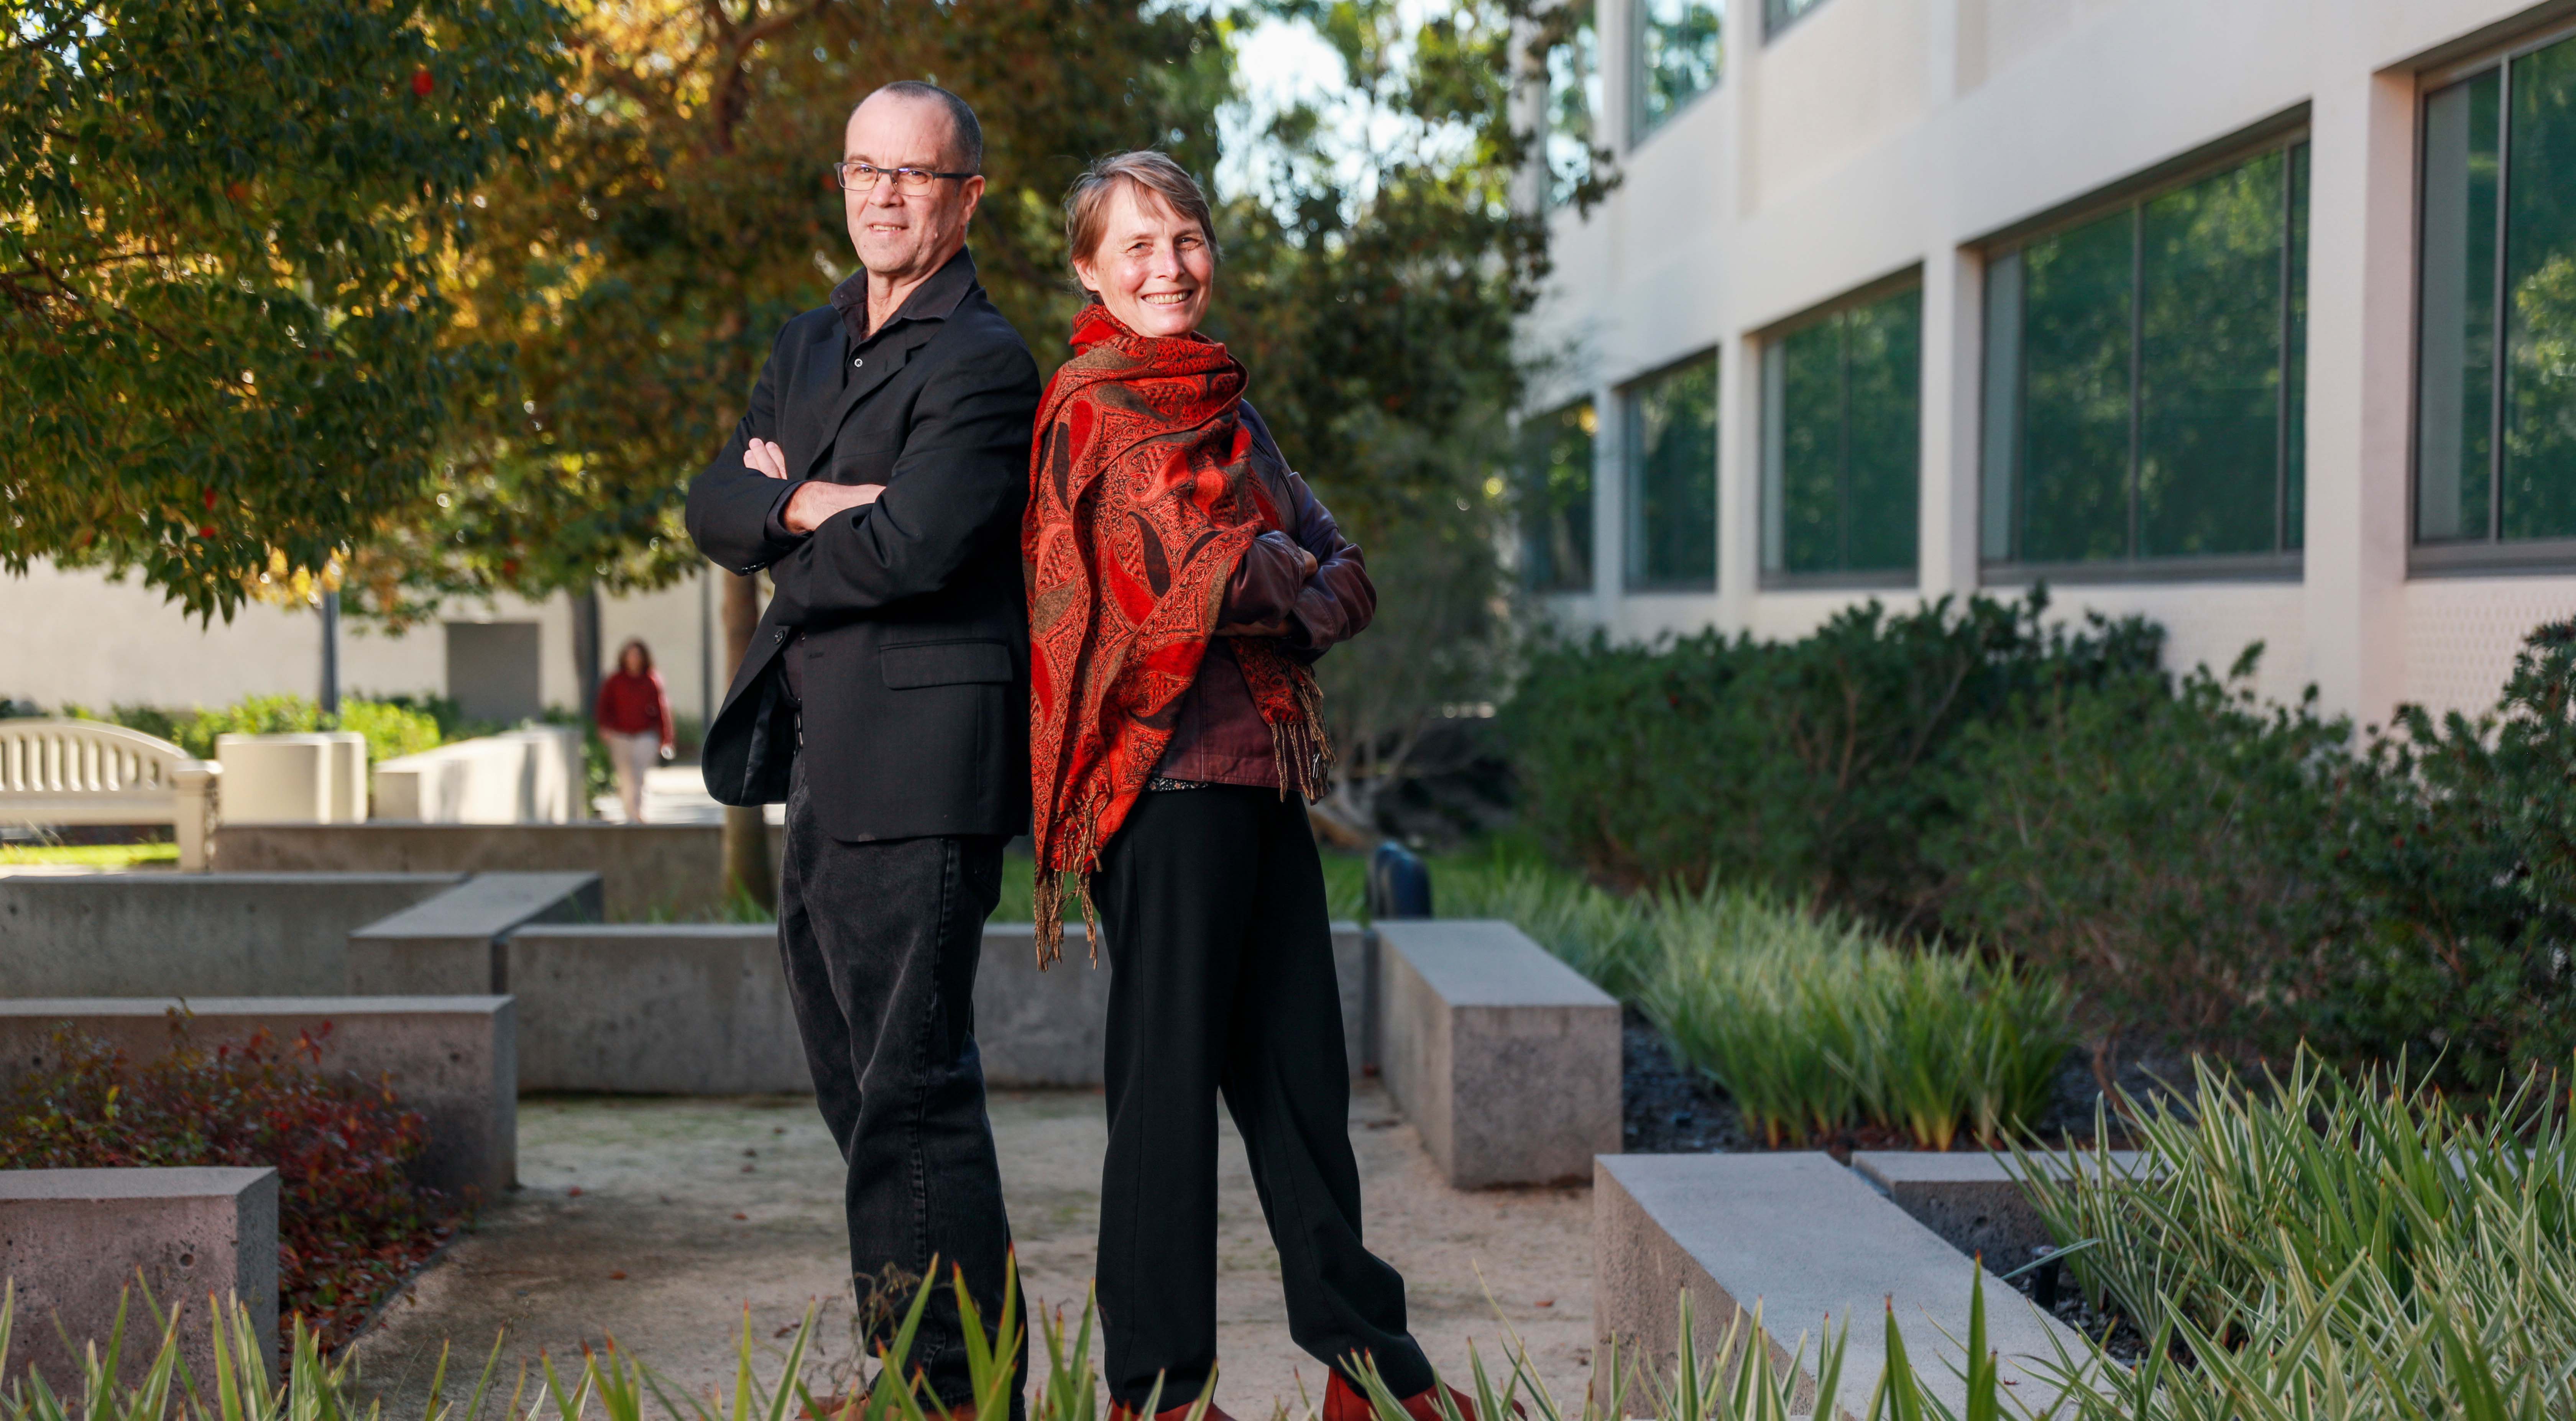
[{"x1": 685, "y1": 80, "x2": 1035, "y2": 1416}]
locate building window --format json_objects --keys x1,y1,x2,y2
[
  {"x1": 1624, "y1": 353, "x2": 1720, "y2": 590},
  {"x1": 1761, "y1": 283, "x2": 1921, "y2": 582},
  {"x1": 1633, "y1": 0, "x2": 1722, "y2": 143},
  {"x1": 1763, "y1": 0, "x2": 1828, "y2": 39},
  {"x1": 1520, "y1": 400, "x2": 1597, "y2": 592},
  {"x1": 1981, "y1": 139, "x2": 2310, "y2": 573},
  {"x1": 2417, "y1": 30, "x2": 2576, "y2": 561},
  {"x1": 1545, "y1": 2, "x2": 1603, "y2": 207}
]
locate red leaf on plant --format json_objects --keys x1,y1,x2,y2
[{"x1": 412, "y1": 68, "x2": 435, "y2": 97}]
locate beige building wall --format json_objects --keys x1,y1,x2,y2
[
  {"x1": 1528, "y1": 0, "x2": 2576, "y2": 724},
  {"x1": 2, "y1": 560, "x2": 727, "y2": 725}
]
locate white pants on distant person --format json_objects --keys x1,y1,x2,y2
[{"x1": 604, "y1": 730, "x2": 660, "y2": 823}]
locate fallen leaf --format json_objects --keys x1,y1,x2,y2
[
  {"x1": 733, "y1": 1212, "x2": 749, "y2": 1221},
  {"x1": 774, "y1": 1324, "x2": 797, "y2": 1338},
  {"x1": 1534, "y1": 1300, "x2": 1554, "y2": 1308},
  {"x1": 567, "y1": 1186, "x2": 583, "y2": 1198},
  {"x1": 608, "y1": 1271, "x2": 627, "y2": 1280}
]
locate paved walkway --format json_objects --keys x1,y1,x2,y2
[
  {"x1": 351, "y1": 1087, "x2": 1594, "y2": 1420},
  {"x1": 591, "y1": 765, "x2": 782, "y2": 826}
]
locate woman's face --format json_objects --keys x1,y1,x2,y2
[
  {"x1": 622, "y1": 647, "x2": 646, "y2": 676},
  {"x1": 1073, "y1": 181, "x2": 1214, "y2": 340}
]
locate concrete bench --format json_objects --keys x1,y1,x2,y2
[
  {"x1": 215, "y1": 821, "x2": 788, "y2": 920},
  {"x1": 979, "y1": 922, "x2": 1373, "y2": 1085},
  {"x1": 0, "y1": 1167, "x2": 279, "y2": 1390},
  {"x1": 0, "y1": 719, "x2": 220, "y2": 871},
  {"x1": 1851, "y1": 1149, "x2": 2146, "y2": 1269},
  {"x1": 214, "y1": 732, "x2": 367, "y2": 824},
  {"x1": 0, "y1": 998, "x2": 517, "y2": 1199},
  {"x1": 345, "y1": 871, "x2": 603, "y2": 996},
  {"x1": 500, "y1": 925, "x2": 808, "y2": 1093},
  {"x1": 1595, "y1": 1154, "x2": 2091, "y2": 1418},
  {"x1": 1373, "y1": 919, "x2": 1619, "y2": 1187},
  {"x1": 373, "y1": 728, "x2": 588, "y2": 824},
  {"x1": 0, "y1": 872, "x2": 467, "y2": 998}
]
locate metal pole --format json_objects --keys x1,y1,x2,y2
[{"x1": 319, "y1": 589, "x2": 342, "y2": 715}]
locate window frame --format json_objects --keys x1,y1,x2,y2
[
  {"x1": 1628, "y1": 0, "x2": 1723, "y2": 148},
  {"x1": 1976, "y1": 126, "x2": 2312, "y2": 587},
  {"x1": 1620, "y1": 349, "x2": 1723, "y2": 594},
  {"x1": 1517, "y1": 397, "x2": 1599, "y2": 595},
  {"x1": 2408, "y1": 16, "x2": 2576, "y2": 577},
  {"x1": 1758, "y1": 269, "x2": 1924, "y2": 591},
  {"x1": 1762, "y1": 0, "x2": 1829, "y2": 43}
]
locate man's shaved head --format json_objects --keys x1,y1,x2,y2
[{"x1": 855, "y1": 80, "x2": 982, "y2": 173}]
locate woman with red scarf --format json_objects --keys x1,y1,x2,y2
[{"x1": 1025, "y1": 153, "x2": 1484, "y2": 1421}]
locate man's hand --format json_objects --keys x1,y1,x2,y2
[{"x1": 748, "y1": 438, "x2": 886, "y2": 534}]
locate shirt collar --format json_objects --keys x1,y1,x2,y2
[{"x1": 830, "y1": 246, "x2": 979, "y2": 345}]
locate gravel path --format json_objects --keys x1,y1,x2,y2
[{"x1": 349, "y1": 1086, "x2": 1594, "y2": 1421}]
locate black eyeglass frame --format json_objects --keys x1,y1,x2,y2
[{"x1": 832, "y1": 161, "x2": 980, "y2": 192}]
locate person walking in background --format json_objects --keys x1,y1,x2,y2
[
  {"x1": 595, "y1": 638, "x2": 674, "y2": 824},
  {"x1": 683, "y1": 80, "x2": 1036, "y2": 1416},
  {"x1": 1025, "y1": 151, "x2": 1489, "y2": 1421}
]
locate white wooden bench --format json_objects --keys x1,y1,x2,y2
[{"x1": 0, "y1": 718, "x2": 221, "y2": 870}]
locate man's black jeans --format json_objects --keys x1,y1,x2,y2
[
  {"x1": 1089, "y1": 786, "x2": 1436, "y2": 1410},
  {"x1": 777, "y1": 765, "x2": 1021, "y2": 1410}
]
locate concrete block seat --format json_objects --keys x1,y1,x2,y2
[
  {"x1": 1595, "y1": 1154, "x2": 2093, "y2": 1419},
  {"x1": 1374, "y1": 919, "x2": 1620, "y2": 1187},
  {"x1": 0, "y1": 871, "x2": 467, "y2": 998},
  {"x1": 1851, "y1": 1149, "x2": 2147, "y2": 1270},
  {"x1": 345, "y1": 871, "x2": 604, "y2": 996},
  {"x1": 0, "y1": 998, "x2": 518, "y2": 1199},
  {"x1": 214, "y1": 822, "x2": 789, "y2": 921},
  {"x1": 0, "y1": 1167, "x2": 280, "y2": 1390}
]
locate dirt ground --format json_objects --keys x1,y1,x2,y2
[{"x1": 348, "y1": 1085, "x2": 1594, "y2": 1421}]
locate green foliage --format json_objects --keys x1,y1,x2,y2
[
  {"x1": 70, "y1": 694, "x2": 449, "y2": 768},
  {"x1": 1930, "y1": 651, "x2": 2353, "y2": 1052},
  {"x1": 2018, "y1": 1049, "x2": 2576, "y2": 1418},
  {"x1": 0, "y1": 1021, "x2": 459, "y2": 1352},
  {"x1": 1638, "y1": 888, "x2": 2068, "y2": 1149},
  {"x1": 1502, "y1": 591, "x2": 2161, "y2": 925},
  {"x1": 2307, "y1": 622, "x2": 2576, "y2": 1091},
  {"x1": 0, "y1": 0, "x2": 567, "y2": 620}
]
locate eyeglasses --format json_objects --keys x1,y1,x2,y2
[{"x1": 833, "y1": 161, "x2": 977, "y2": 193}]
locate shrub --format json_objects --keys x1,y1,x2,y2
[
  {"x1": 1637, "y1": 888, "x2": 2069, "y2": 1149},
  {"x1": 2019, "y1": 1048, "x2": 2576, "y2": 1401},
  {"x1": 0, "y1": 1021, "x2": 461, "y2": 1352},
  {"x1": 1929, "y1": 651, "x2": 2352, "y2": 1053},
  {"x1": 1502, "y1": 590, "x2": 2159, "y2": 927},
  {"x1": 70, "y1": 693, "x2": 449, "y2": 769},
  {"x1": 2303, "y1": 621, "x2": 2576, "y2": 1091}
]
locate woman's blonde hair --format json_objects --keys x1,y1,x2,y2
[{"x1": 1063, "y1": 151, "x2": 1217, "y2": 297}]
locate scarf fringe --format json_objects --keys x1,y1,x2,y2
[{"x1": 1032, "y1": 793, "x2": 1106, "y2": 970}]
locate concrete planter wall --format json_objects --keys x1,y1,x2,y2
[
  {"x1": 0, "y1": 872, "x2": 466, "y2": 998},
  {"x1": 373, "y1": 728, "x2": 587, "y2": 824},
  {"x1": 0, "y1": 1168, "x2": 280, "y2": 1392},
  {"x1": 213, "y1": 732, "x2": 367, "y2": 824},
  {"x1": 216, "y1": 821, "x2": 782, "y2": 919}
]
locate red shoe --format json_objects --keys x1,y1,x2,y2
[
  {"x1": 1108, "y1": 1400, "x2": 1238, "y2": 1421},
  {"x1": 1323, "y1": 1372, "x2": 1521, "y2": 1421}
]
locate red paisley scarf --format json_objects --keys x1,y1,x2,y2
[{"x1": 1023, "y1": 304, "x2": 1331, "y2": 965}]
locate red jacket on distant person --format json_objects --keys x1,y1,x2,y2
[{"x1": 596, "y1": 669, "x2": 673, "y2": 750}]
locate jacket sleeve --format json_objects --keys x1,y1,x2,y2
[
  {"x1": 1233, "y1": 404, "x2": 1373, "y2": 662},
  {"x1": 762, "y1": 333, "x2": 1041, "y2": 625},
  {"x1": 685, "y1": 322, "x2": 805, "y2": 577}
]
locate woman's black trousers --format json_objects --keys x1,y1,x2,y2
[{"x1": 1089, "y1": 785, "x2": 1436, "y2": 1410}]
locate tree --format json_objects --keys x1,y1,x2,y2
[{"x1": 0, "y1": 0, "x2": 565, "y2": 620}]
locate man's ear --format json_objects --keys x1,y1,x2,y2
[{"x1": 958, "y1": 174, "x2": 985, "y2": 226}]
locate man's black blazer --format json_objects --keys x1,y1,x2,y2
[{"x1": 685, "y1": 251, "x2": 1040, "y2": 842}]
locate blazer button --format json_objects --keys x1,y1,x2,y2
[
  {"x1": 773, "y1": 628, "x2": 784, "y2": 642},
  {"x1": 853, "y1": 356, "x2": 864, "y2": 368}
]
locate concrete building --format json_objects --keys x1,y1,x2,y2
[{"x1": 1520, "y1": 0, "x2": 2576, "y2": 722}]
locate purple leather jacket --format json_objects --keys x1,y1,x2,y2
[{"x1": 1153, "y1": 402, "x2": 1374, "y2": 786}]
